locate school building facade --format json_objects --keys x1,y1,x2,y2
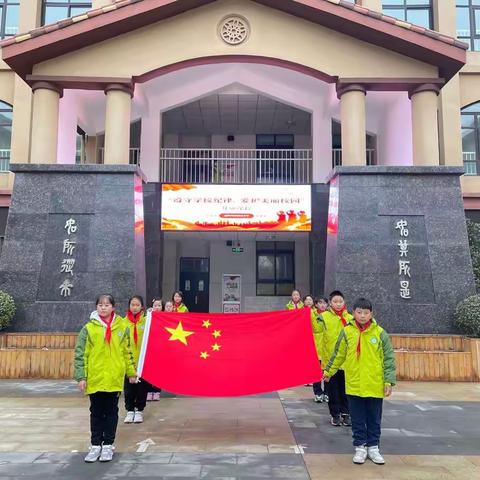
[{"x1": 0, "y1": 0, "x2": 478, "y2": 333}]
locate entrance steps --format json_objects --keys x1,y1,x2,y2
[{"x1": 1, "y1": 333, "x2": 479, "y2": 381}]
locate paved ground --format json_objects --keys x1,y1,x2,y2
[{"x1": 0, "y1": 380, "x2": 479, "y2": 479}]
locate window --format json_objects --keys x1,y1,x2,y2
[
  {"x1": 456, "y1": 1, "x2": 480, "y2": 51},
  {"x1": 0, "y1": 0, "x2": 19, "y2": 38},
  {"x1": 383, "y1": 1, "x2": 432, "y2": 29},
  {"x1": 256, "y1": 134, "x2": 295, "y2": 183},
  {"x1": 0, "y1": 101, "x2": 12, "y2": 172},
  {"x1": 42, "y1": 0, "x2": 92, "y2": 25},
  {"x1": 256, "y1": 241, "x2": 295, "y2": 296},
  {"x1": 76, "y1": 126, "x2": 86, "y2": 164},
  {"x1": 461, "y1": 102, "x2": 480, "y2": 175}
]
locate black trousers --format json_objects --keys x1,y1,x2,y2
[
  {"x1": 124, "y1": 377, "x2": 151, "y2": 412},
  {"x1": 326, "y1": 370, "x2": 349, "y2": 417},
  {"x1": 347, "y1": 395, "x2": 383, "y2": 447},
  {"x1": 313, "y1": 381, "x2": 324, "y2": 396},
  {"x1": 89, "y1": 392, "x2": 120, "y2": 446}
]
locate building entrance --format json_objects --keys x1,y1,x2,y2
[{"x1": 179, "y1": 257, "x2": 210, "y2": 313}]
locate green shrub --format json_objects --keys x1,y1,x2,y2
[
  {"x1": 0, "y1": 290, "x2": 15, "y2": 331},
  {"x1": 466, "y1": 219, "x2": 480, "y2": 291},
  {"x1": 455, "y1": 295, "x2": 480, "y2": 337}
]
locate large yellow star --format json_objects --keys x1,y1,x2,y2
[
  {"x1": 202, "y1": 320, "x2": 212, "y2": 329},
  {"x1": 165, "y1": 322, "x2": 194, "y2": 346}
]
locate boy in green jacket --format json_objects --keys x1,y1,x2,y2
[
  {"x1": 324, "y1": 298, "x2": 396, "y2": 466},
  {"x1": 318, "y1": 290, "x2": 353, "y2": 426},
  {"x1": 74, "y1": 294, "x2": 137, "y2": 463}
]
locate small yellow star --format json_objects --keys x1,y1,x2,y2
[
  {"x1": 200, "y1": 351, "x2": 209, "y2": 359},
  {"x1": 202, "y1": 320, "x2": 212, "y2": 329},
  {"x1": 165, "y1": 322, "x2": 194, "y2": 346},
  {"x1": 212, "y1": 330, "x2": 222, "y2": 338},
  {"x1": 212, "y1": 343, "x2": 221, "y2": 351}
]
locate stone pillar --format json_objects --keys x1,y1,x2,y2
[
  {"x1": 30, "y1": 82, "x2": 62, "y2": 164},
  {"x1": 358, "y1": 0, "x2": 382, "y2": 12},
  {"x1": 410, "y1": 84, "x2": 440, "y2": 166},
  {"x1": 338, "y1": 85, "x2": 367, "y2": 166},
  {"x1": 104, "y1": 84, "x2": 133, "y2": 165}
]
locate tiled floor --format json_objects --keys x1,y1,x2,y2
[{"x1": 0, "y1": 380, "x2": 479, "y2": 479}]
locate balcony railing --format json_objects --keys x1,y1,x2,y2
[
  {"x1": 0, "y1": 149, "x2": 10, "y2": 172},
  {"x1": 160, "y1": 148, "x2": 312, "y2": 184},
  {"x1": 332, "y1": 148, "x2": 376, "y2": 167},
  {"x1": 99, "y1": 148, "x2": 140, "y2": 165},
  {"x1": 463, "y1": 152, "x2": 477, "y2": 176}
]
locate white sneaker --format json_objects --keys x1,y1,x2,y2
[
  {"x1": 353, "y1": 446, "x2": 368, "y2": 464},
  {"x1": 367, "y1": 446, "x2": 385, "y2": 464},
  {"x1": 99, "y1": 444, "x2": 115, "y2": 462},
  {"x1": 84, "y1": 445, "x2": 102, "y2": 463},
  {"x1": 153, "y1": 392, "x2": 161, "y2": 401},
  {"x1": 146, "y1": 392, "x2": 153, "y2": 401},
  {"x1": 133, "y1": 410, "x2": 143, "y2": 423},
  {"x1": 124, "y1": 411, "x2": 135, "y2": 423},
  {"x1": 314, "y1": 394, "x2": 324, "y2": 403}
]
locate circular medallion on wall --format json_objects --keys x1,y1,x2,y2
[{"x1": 218, "y1": 15, "x2": 250, "y2": 45}]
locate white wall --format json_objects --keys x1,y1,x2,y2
[{"x1": 162, "y1": 235, "x2": 310, "y2": 313}]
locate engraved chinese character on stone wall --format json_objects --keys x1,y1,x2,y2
[
  {"x1": 59, "y1": 217, "x2": 78, "y2": 298},
  {"x1": 396, "y1": 219, "x2": 412, "y2": 300}
]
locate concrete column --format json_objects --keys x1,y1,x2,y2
[
  {"x1": 410, "y1": 85, "x2": 441, "y2": 166},
  {"x1": 312, "y1": 108, "x2": 332, "y2": 182},
  {"x1": 30, "y1": 82, "x2": 62, "y2": 164},
  {"x1": 103, "y1": 84, "x2": 133, "y2": 165},
  {"x1": 139, "y1": 111, "x2": 161, "y2": 181},
  {"x1": 358, "y1": 0, "x2": 382, "y2": 12},
  {"x1": 338, "y1": 85, "x2": 367, "y2": 166}
]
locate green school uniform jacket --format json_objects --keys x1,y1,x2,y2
[
  {"x1": 123, "y1": 312, "x2": 147, "y2": 367},
  {"x1": 310, "y1": 308, "x2": 322, "y2": 361},
  {"x1": 174, "y1": 303, "x2": 189, "y2": 313},
  {"x1": 317, "y1": 308, "x2": 354, "y2": 368},
  {"x1": 74, "y1": 311, "x2": 136, "y2": 395},
  {"x1": 324, "y1": 318, "x2": 396, "y2": 398},
  {"x1": 286, "y1": 300, "x2": 304, "y2": 310}
]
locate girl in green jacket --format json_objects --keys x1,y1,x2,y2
[
  {"x1": 74, "y1": 294, "x2": 136, "y2": 463},
  {"x1": 123, "y1": 295, "x2": 150, "y2": 424},
  {"x1": 173, "y1": 291, "x2": 189, "y2": 313},
  {"x1": 286, "y1": 289, "x2": 304, "y2": 310}
]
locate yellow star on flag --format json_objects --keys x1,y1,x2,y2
[
  {"x1": 212, "y1": 343, "x2": 221, "y2": 352},
  {"x1": 202, "y1": 320, "x2": 212, "y2": 329},
  {"x1": 200, "y1": 351, "x2": 210, "y2": 359},
  {"x1": 212, "y1": 330, "x2": 222, "y2": 338},
  {"x1": 165, "y1": 322, "x2": 194, "y2": 346}
]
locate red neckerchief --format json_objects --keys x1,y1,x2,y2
[
  {"x1": 127, "y1": 310, "x2": 142, "y2": 345},
  {"x1": 173, "y1": 302, "x2": 183, "y2": 312},
  {"x1": 292, "y1": 301, "x2": 301, "y2": 309},
  {"x1": 332, "y1": 306, "x2": 348, "y2": 326},
  {"x1": 316, "y1": 308, "x2": 325, "y2": 315},
  {"x1": 355, "y1": 320, "x2": 373, "y2": 358},
  {"x1": 100, "y1": 312, "x2": 115, "y2": 344}
]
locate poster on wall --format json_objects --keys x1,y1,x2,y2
[
  {"x1": 161, "y1": 184, "x2": 311, "y2": 231},
  {"x1": 222, "y1": 274, "x2": 241, "y2": 313}
]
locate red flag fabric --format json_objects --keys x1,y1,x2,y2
[{"x1": 138, "y1": 309, "x2": 322, "y2": 397}]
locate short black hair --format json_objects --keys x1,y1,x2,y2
[
  {"x1": 315, "y1": 296, "x2": 329, "y2": 304},
  {"x1": 96, "y1": 294, "x2": 115, "y2": 307},
  {"x1": 303, "y1": 294, "x2": 314, "y2": 302},
  {"x1": 172, "y1": 291, "x2": 184, "y2": 302},
  {"x1": 353, "y1": 298, "x2": 373, "y2": 312},
  {"x1": 329, "y1": 290, "x2": 344, "y2": 301},
  {"x1": 128, "y1": 295, "x2": 145, "y2": 308}
]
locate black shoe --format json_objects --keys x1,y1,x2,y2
[
  {"x1": 341, "y1": 414, "x2": 352, "y2": 426},
  {"x1": 331, "y1": 415, "x2": 342, "y2": 426}
]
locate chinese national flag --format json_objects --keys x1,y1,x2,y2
[{"x1": 138, "y1": 309, "x2": 322, "y2": 397}]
